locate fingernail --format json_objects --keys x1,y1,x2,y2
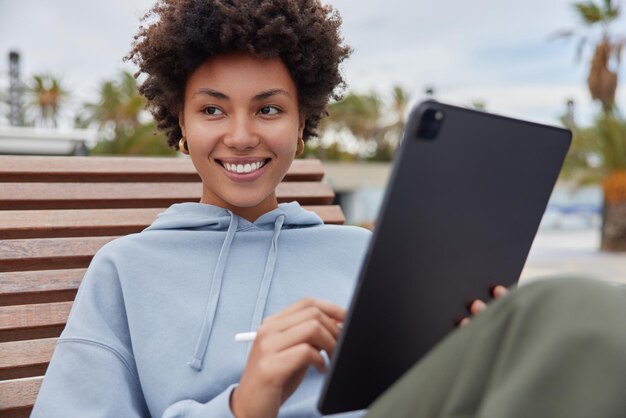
[
  {"x1": 494, "y1": 286, "x2": 509, "y2": 298},
  {"x1": 473, "y1": 300, "x2": 487, "y2": 312}
]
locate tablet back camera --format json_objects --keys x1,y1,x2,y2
[{"x1": 416, "y1": 109, "x2": 445, "y2": 140}]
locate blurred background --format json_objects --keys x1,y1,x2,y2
[{"x1": 1, "y1": 0, "x2": 625, "y2": 281}]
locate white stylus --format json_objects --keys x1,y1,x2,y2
[
  {"x1": 235, "y1": 332, "x2": 257, "y2": 342},
  {"x1": 235, "y1": 323, "x2": 342, "y2": 343}
]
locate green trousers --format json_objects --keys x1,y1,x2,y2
[{"x1": 366, "y1": 277, "x2": 626, "y2": 418}]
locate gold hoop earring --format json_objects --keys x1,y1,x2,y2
[
  {"x1": 296, "y1": 137, "x2": 305, "y2": 156},
  {"x1": 179, "y1": 137, "x2": 189, "y2": 154}
]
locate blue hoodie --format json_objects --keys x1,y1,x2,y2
[{"x1": 32, "y1": 202, "x2": 371, "y2": 417}]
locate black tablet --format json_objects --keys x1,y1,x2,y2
[{"x1": 318, "y1": 100, "x2": 571, "y2": 414}]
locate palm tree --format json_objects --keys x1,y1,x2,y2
[
  {"x1": 80, "y1": 71, "x2": 174, "y2": 156},
  {"x1": 562, "y1": 110, "x2": 626, "y2": 250},
  {"x1": 558, "y1": 0, "x2": 626, "y2": 251},
  {"x1": 558, "y1": 0, "x2": 625, "y2": 113},
  {"x1": 25, "y1": 74, "x2": 69, "y2": 127}
]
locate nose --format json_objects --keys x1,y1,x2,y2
[{"x1": 222, "y1": 114, "x2": 260, "y2": 150}]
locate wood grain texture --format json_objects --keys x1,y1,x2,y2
[
  {"x1": 0, "y1": 237, "x2": 116, "y2": 272},
  {"x1": 0, "y1": 338, "x2": 56, "y2": 380},
  {"x1": 0, "y1": 208, "x2": 163, "y2": 239},
  {"x1": 0, "y1": 302, "x2": 72, "y2": 332},
  {"x1": 0, "y1": 269, "x2": 85, "y2": 306},
  {"x1": 0, "y1": 181, "x2": 334, "y2": 210},
  {"x1": 0, "y1": 269, "x2": 85, "y2": 296},
  {"x1": 0, "y1": 376, "x2": 41, "y2": 412},
  {"x1": 0, "y1": 205, "x2": 344, "y2": 239},
  {"x1": 0, "y1": 156, "x2": 324, "y2": 182}
]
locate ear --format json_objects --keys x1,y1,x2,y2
[
  {"x1": 298, "y1": 114, "x2": 305, "y2": 139},
  {"x1": 178, "y1": 111, "x2": 186, "y2": 138}
]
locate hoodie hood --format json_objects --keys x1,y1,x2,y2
[
  {"x1": 144, "y1": 201, "x2": 323, "y2": 371},
  {"x1": 144, "y1": 201, "x2": 323, "y2": 233}
]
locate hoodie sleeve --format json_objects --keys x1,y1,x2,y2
[
  {"x1": 31, "y1": 245, "x2": 151, "y2": 417},
  {"x1": 31, "y1": 243, "x2": 241, "y2": 418},
  {"x1": 31, "y1": 338, "x2": 149, "y2": 416}
]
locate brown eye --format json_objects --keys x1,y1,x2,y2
[
  {"x1": 259, "y1": 105, "x2": 280, "y2": 116},
  {"x1": 202, "y1": 106, "x2": 224, "y2": 116}
]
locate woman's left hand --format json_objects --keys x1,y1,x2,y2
[{"x1": 458, "y1": 285, "x2": 509, "y2": 327}]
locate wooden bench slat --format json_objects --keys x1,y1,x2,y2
[
  {"x1": 0, "y1": 237, "x2": 116, "y2": 273},
  {"x1": 0, "y1": 376, "x2": 42, "y2": 413},
  {"x1": 0, "y1": 302, "x2": 72, "y2": 332},
  {"x1": 0, "y1": 338, "x2": 56, "y2": 380},
  {"x1": 0, "y1": 182, "x2": 334, "y2": 210},
  {"x1": 0, "y1": 209, "x2": 163, "y2": 239},
  {"x1": 0, "y1": 156, "x2": 324, "y2": 182},
  {"x1": 0, "y1": 303, "x2": 72, "y2": 343},
  {"x1": 0, "y1": 205, "x2": 343, "y2": 239},
  {"x1": 0, "y1": 269, "x2": 86, "y2": 307}
]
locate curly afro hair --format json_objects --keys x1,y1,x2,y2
[{"x1": 125, "y1": 0, "x2": 352, "y2": 149}]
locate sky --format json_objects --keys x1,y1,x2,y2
[{"x1": 1, "y1": 0, "x2": 625, "y2": 128}]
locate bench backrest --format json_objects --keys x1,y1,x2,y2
[{"x1": 0, "y1": 155, "x2": 343, "y2": 417}]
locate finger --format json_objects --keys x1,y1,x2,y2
[
  {"x1": 469, "y1": 299, "x2": 487, "y2": 315},
  {"x1": 272, "y1": 343, "x2": 328, "y2": 375},
  {"x1": 492, "y1": 285, "x2": 509, "y2": 299},
  {"x1": 268, "y1": 306, "x2": 342, "y2": 339},
  {"x1": 271, "y1": 319, "x2": 337, "y2": 356},
  {"x1": 270, "y1": 298, "x2": 345, "y2": 322},
  {"x1": 263, "y1": 298, "x2": 346, "y2": 330},
  {"x1": 458, "y1": 317, "x2": 470, "y2": 327},
  {"x1": 295, "y1": 298, "x2": 346, "y2": 322}
]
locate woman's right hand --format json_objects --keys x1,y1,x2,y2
[{"x1": 230, "y1": 298, "x2": 345, "y2": 418}]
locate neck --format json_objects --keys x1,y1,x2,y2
[{"x1": 199, "y1": 195, "x2": 279, "y2": 223}]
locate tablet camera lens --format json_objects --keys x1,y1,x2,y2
[{"x1": 416, "y1": 109, "x2": 445, "y2": 140}]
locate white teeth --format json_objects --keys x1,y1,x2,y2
[{"x1": 223, "y1": 161, "x2": 265, "y2": 174}]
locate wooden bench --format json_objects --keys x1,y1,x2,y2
[{"x1": 0, "y1": 155, "x2": 344, "y2": 417}]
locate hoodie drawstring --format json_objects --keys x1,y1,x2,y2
[
  {"x1": 247, "y1": 215, "x2": 285, "y2": 346},
  {"x1": 188, "y1": 213, "x2": 239, "y2": 371}
]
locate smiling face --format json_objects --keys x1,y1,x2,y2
[{"x1": 180, "y1": 53, "x2": 305, "y2": 221}]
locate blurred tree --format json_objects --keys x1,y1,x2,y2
[
  {"x1": 557, "y1": 0, "x2": 625, "y2": 113},
  {"x1": 25, "y1": 74, "x2": 69, "y2": 127},
  {"x1": 561, "y1": 107, "x2": 626, "y2": 251},
  {"x1": 315, "y1": 85, "x2": 410, "y2": 161},
  {"x1": 79, "y1": 71, "x2": 174, "y2": 156},
  {"x1": 556, "y1": 1, "x2": 626, "y2": 251},
  {"x1": 562, "y1": 110, "x2": 626, "y2": 185},
  {"x1": 323, "y1": 91, "x2": 384, "y2": 139}
]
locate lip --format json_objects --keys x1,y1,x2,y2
[{"x1": 215, "y1": 158, "x2": 271, "y2": 183}]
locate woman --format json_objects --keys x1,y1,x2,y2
[
  {"x1": 32, "y1": 1, "x2": 370, "y2": 417},
  {"x1": 33, "y1": 1, "x2": 626, "y2": 417}
]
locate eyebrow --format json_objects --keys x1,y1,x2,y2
[
  {"x1": 253, "y1": 89, "x2": 291, "y2": 101},
  {"x1": 193, "y1": 88, "x2": 228, "y2": 100},
  {"x1": 192, "y1": 88, "x2": 291, "y2": 101}
]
